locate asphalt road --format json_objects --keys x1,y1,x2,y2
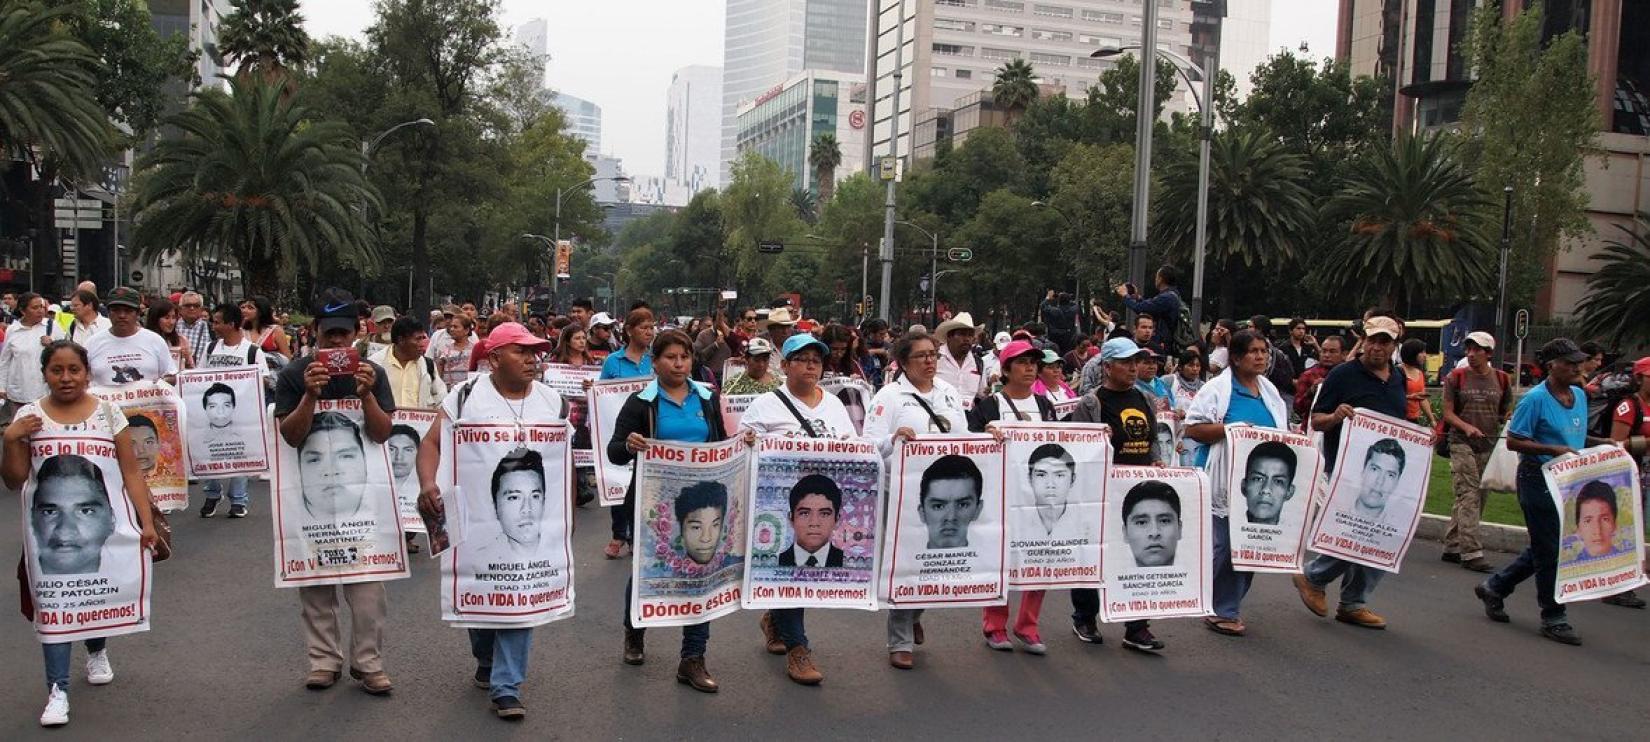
[{"x1": 1, "y1": 481, "x2": 1647, "y2": 740}]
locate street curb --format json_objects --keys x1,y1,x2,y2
[{"x1": 1415, "y1": 513, "x2": 1529, "y2": 554}]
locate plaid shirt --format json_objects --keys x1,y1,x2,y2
[{"x1": 177, "y1": 317, "x2": 212, "y2": 367}]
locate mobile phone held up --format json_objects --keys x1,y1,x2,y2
[{"x1": 316, "y1": 347, "x2": 360, "y2": 377}]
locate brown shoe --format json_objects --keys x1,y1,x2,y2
[
  {"x1": 349, "y1": 668, "x2": 393, "y2": 695},
  {"x1": 304, "y1": 669, "x2": 340, "y2": 690},
  {"x1": 1292, "y1": 574, "x2": 1327, "y2": 617},
  {"x1": 1335, "y1": 607, "x2": 1387, "y2": 630},
  {"x1": 785, "y1": 645, "x2": 823, "y2": 685},
  {"x1": 759, "y1": 611, "x2": 786, "y2": 655},
  {"x1": 675, "y1": 656, "x2": 719, "y2": 693},
  {"x1": 623, "y1": 627, "x2": 646, "y2": 665},
  {"x1": 889, "y1": 650, "x2": 914, "y2": 670},
  {"x1": 913, "y1": 620, "x2": 925, "y2": 645}
]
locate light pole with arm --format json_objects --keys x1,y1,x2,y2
[
  {"x1": 896, "y1": 220, "x2": 939, "y2": 328},
  {"x1": 359, "y1": 118, "x2": 435, "y2": 218}
]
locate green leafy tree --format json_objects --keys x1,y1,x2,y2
[
  {"x1": 791, "y1": 187, "x2": 817, "y2": 225},
  {"x1": 47, "y1": 0, "x2": 198, "y2": 142},
  {"x1": 951, "y1": 189, "x2": 1063, "y2": 324},
  {"x1": 1458, "y1": 1, "x2": 1599, "y2": 313},
  {"x1": 1046, "y1": 142, "x2": 1134, "y2": 301},
  {"x1": 129, "y1": 76, "x2": 382, "y2": 299},
  {"x1": 1575, "y1": 214, "x2": 1650, "y2": 346},
  {"x1": 722, "y1": 151, "x2": 806, "y2": 298},
  {"x1": 0, "y1": 2, "x2": 112, "y2": 179},
  {"x1": 809, "y1": 132, "x2": 842, "y2": 205},
  {"x1": 992, "y1": 58, "x2": 1039, "y2": 121},
  {"x1": 218, "y1": 0, "x2": 311, "y2": 84},
  {"x1": 1233, "y1": 51, "x2": 1388, "y2": 166},
  {"x1": 1154, "y1": 128, "x2": 1316, "y2": 318},
  {"x1": 667, "y1": 190, "x2": 727, "y2": 289},
  {"x1": 905, "y1": 126, "x2": 1026, "y2": 224},
  {"x1": 1317, "y1": 133, "x2": 1494, "y2": 309}
]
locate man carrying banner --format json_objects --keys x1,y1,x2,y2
[
  {"x1": 82, "y1": 288, "x2": 177, "y2": 388},
  {"x1": 1294, "y1": 315, "x2": 1407, "y2": 630},
  {"x1": 197, "y1": 303, "x2": 270, "y2": 519},
  {"x1": 417, "y1": 321, "x2": 566, "y2": 718},
  {"x1": 372, "y1": 315, "x2": 446, "y2": 555},
  {"x1": 1475, "y1": 338, "x2": 1612, "y2": 646},
  {"x1": 738, "y1": 333, "x2": 858, "y2": 685},
  {"x1": 274, "y1": 289, "x2": 398, "y2": 695}
]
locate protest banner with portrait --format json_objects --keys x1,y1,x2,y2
[
  {"x1": 1545, "y1": 446, "x2": 1647, "y2": 603},
  {"x1": 719, "y1": 393, "x2": 758, "y2": 434},
  {"x1": 389, "y1": 409, "x2": 439, "y2": 534},
  {"x1": 177, "y1": 366, "x2": 271, "y2": 481},
  {"x1": 1225, "y1": 426, "x2": 1321, "y2": 573},
  {"x1": 1307, "y1": 410, "x2": 1432, "y2": 572},
  {"x1": 1100, "y1": 465, "x2": 1212, "y2": 622},
  {"x1": 270, "y1": 398, "x2": 409, "y2": 588},
  {"x1": 1051, "y1": 397, "x2": 1081, "y2": 420},
  {"x1": 997, "y1": 422, "x2": 1109, "y2": 590},
  {"x1": 743, "y1": 436, "x2": 883, "y2": 611},
  {"x1": 588, "y1": 377, "x2": 652, "y2": 506},
  {"x1": 92, "y1": 381, "x2": 189, "y2": 512},
  {"x1": 821, "y1": 376, "x2": 874, "y2": 435},
  {"x1": 541, "y1": 363, "x2": 600, "y2": 467},
  {"x1": 21, "y1": 433, "x2": 151, "y2": 642},
  {"x1": 630, "y1": 438, "x2": 748, "y2": 627},
  {"x1": 442, "y1": 422, "x2": 575, "y2": 627},
  {"x1": 882, "y1": 435, "x2": 1007, "y2": 609}
]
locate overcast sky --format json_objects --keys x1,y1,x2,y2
[{"x1": 303, "y1": 1, "x2": 1336, "y2": 178}]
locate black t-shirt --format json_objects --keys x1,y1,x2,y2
[
  {"x1": 1310, "y1": 359, "x2": 1407, "y2": 473},
  {"x1": 1092, "y1": 386, "x2": 1157, "y2": 466},
  {"x1": 272, "y1": 354, "x2": 397, "y2": 418}
]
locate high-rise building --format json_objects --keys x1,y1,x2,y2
[
  {"x1": 151, "y1": 0, "x2": 232, "y2": 89},
  {"x1": 736, "y1": 70, "x2": 869, "y2": 193},
  {"x1": 666, "y1": 65, "x2": 724, "y2": 194},
  {"x1": 1190, "y1": 0, "x2": 1271, "y2": 100},
  {"x1": 515, "y1": 18, "x2": 550, "y2": 86},
  {"x1": 1335, "y1": 0, "x2": 1650, "y2": 319},
  {"x1": 720, "y1": 0, "x2": 869, "y2": 186},
  {"x1": 549, "y1": 91, "x2": 604, "y2": 153},
  {"x1": 871, "y1": 0, "x2": 1198, "y2": 164}
]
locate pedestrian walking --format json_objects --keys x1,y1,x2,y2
[
  {"x1": 1439, "y1": 332, "x2": 1511, "y2": 573},
  {"x1": 599, "y1": 308, "x2": 657, "y2": 559}
]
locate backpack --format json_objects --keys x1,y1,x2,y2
[
  {"x1": 1588, "y1": 372, "x2": 1637, "y2": 439},
  {"x1": 1170, "y1": 291, "x2": 1195, "y2": 353},
  {"x1": 1436, "y1": 366, "x2": 1511, "y2": 458}
]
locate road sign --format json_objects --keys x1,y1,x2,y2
[
  {"x1": 554, "y1": 240, "x2": 572, "y2": 279},
  {"x1": 947, "y1": 248, "x2": 973, "y2": 262},
  {"x1": 878, "y1": 155, "x2": 897, "y2": 182},
  {"x1": 53, "y1": 198, "x2": 102, "y2": 230},
  {"x1": 1514, "y1": 309, "x2": 1529, "y2": 339},
  {"x1": 758, "y1": 241, "x2": 784, "y2": 254},
  {"x1": 129, "y1": 270, "x2": 144, "y2": 284}
]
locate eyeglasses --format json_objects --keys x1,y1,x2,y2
[
  {"x1": 741, "y1": 315, "x2": 757, "y2": 322},
  {"x1": 181, "y1": 302, "x2": 202, "y2": 308},
  {"x1": 907, "y1": 351, "x2": 939, "y2": 361}
]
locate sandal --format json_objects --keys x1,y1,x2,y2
[{"x1": 1204, "y1": 617, "x2": 1246, "y2": 636}]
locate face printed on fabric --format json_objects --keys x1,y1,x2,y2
[
  {"x1": 387, "y1": 433, "x2": 418, "y2": 483},
  {"x1": 32, "y1": 473, "x2": 114, "y2": 575},
  {"x1": 205, "y1": 391, "x2": 235, "y2": 429},
  {"x1": 1028, "y1": 458, "x2": 1074, "y2": 509},
  {"x1": 494, "y1": 469, "x2": 546, "y2": 549},
  {"x1": 1240, "y1": 455, "x2": 1295, "y2": 525},
  {"x1": 680, "y1": 506, "x2": 725, "y2": 565},
  {"x1": 130, "y1": 426, "x2": 160, "y2": 473},
  {"x1": 790, "y1": 493, "x2": 838, "y2": 553},
  {"x1": 1357, "y1": 452, "x2": 1403, "y2": 515},
  {"x1": 298, "y1": 428, "x2": 368, "y2": 521},
  {"x1": 1119, "y1": 407, "x2": 1149, "y2": 441},
  {"x1": 1124, "y1": 497, "x2": 1181, "y2": 567},
  {"x1": 1577, "y1": 497, "x2": 1619, "y2": 558},
  {"x1": 919, "y1": 478, "x2": 982, "y2": 549}
]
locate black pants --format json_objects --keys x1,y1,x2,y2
[{"x1": 1070, "y1": 588, "x2": 1148, "y2": 633}]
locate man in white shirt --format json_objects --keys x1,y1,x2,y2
[
  {"x1": 0, "y1": 292, "x2": 56, "y2": 424},
  {"x1": 934, "y1": 313, "x2": 985, "y2": 409},
  {"x1": 64, "y1": 288, "x2": 111, "y2": 343},
  {"x1": 197, "y1": 302, "x2": 270, "y2": 519},
  {"x1": 82, "y1": 287, "x2": 177, "y2": 388},
  {"x1": 370, "y1": 316, "x2": 447, "y2": 410}
]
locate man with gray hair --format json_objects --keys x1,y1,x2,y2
[{"x1": 176, "y1": 291, "x2": 212, "y2": 367}]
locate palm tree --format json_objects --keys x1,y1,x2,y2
[
  {"x1": 1317, "y1": 133, "x2": 1494, "y2": 309},
  {"x1": 1576, "y1": 213, "x2": 1650, "y2": 345},
  {"x1": 1153, "y1": 128, "x2": 1316, "y2": 318},
  {"x1": 790, "y1": 187, "x2": 817, "y2": 225},
  {"x1": 218, "y1": 0, "x2": 311, "y2": 84},
  {"x1": 129, "y1": 75, "x2": 381, "y2": 299},
  {"x1": 809, "y1": 133, "x2": 842, "y2": 205},
  {"x1": 0, "y1": 2, "x2": 112, "y2": 179},
  {"x1": 992, "y1": 58, "x2": 1039, "y2": 121}
]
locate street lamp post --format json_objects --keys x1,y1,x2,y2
[
  {"x1": 896, "y1": 221, "x2": 939, "y2": 328},
  {"x1": 360, "y1": 118, "x2": 436, "y2": 209},
  {"x1": 551, "y1": 176, "x2": 629, "y2": 311},
  {"x1": 1494, "y1": 185, "x2": 1514, "y2": 366},
  {"x1": 878, "y1": 0, "x2": 907, "y2": 324}
]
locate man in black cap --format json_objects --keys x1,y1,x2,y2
[
  {"x1": 82, "y1": 286, "x2": 178, "y2": 388},
  {"x1": 273, "y1": 287, "x2": 400, "y2": 694}
]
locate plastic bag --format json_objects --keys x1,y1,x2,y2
[{"x1": 1481, "y1": 438, "x2": 1518, "y2": 492}]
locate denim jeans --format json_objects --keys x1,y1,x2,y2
[
  {"x1": 203, "y1": 476, "x2": 249, "y2": 506},
  {"x1": 1303, "y1": 555, "x2": 1385, "y2": 612},
  {"x1": 770, "y1": 608, "x2": 807, "y2": 650},
  {"x1": 468, "y1": 628, "x2": 533, "y2": 700},
  {"x1": 623, "y1": 577, "x2": 710, "y2": 657},
  {"x1": 43, "y1": 638, "x2": 106, "y2": 691},
  {"x1": 1211, "y1": 516, "x2": 1254, "y2": 620},
  {"x1": 1485, "y1": 461, "x2": 1567, "y2": 626}
]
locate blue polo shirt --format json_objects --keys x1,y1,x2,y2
[
  {"x1": 638, "y1": 379, "x2": 712, "y2": 443},
  {"x1": 600, "y1": 349, "x2": 653, "y2": 380},
  {"x1": 1507, "y1": 381, "x2": 1587, "y2": 465},
  {"x1": 1311, "y1": 359, "x2": 1407, "y2": 473},
  {"x1": 1194, "y1": 376, "x2": 1278, "y2": 467}
]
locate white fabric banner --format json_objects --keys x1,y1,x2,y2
[
  {"x1": 820, "y1": 376, "x2": 874, "y2": 435},
  {"x1": 630, "y1": 438, "x2": 749, "y2": 627},
  {"x1": 742, "y1": 436, "x2": 884, "y2": 611},
  {"x1": 441, "y1": 422, "x2": 575, "y2": 627},
  {"x1": 270, "y1": 398, "x2": 409, "y2": 587},
  {"x1": 1100, "y1": 465, "x2": 1212, "y2": 622},
  {"x1": 389, "y1": 409, "x2": 439, "y2": 534},
  {"x1": 92, "y1": 381, "x2": 190, "y2": 512},
  {"x1": 22, "y1": 433, "x2": 152, "y2": 642},
  {"x1": 719, "y1": 393, "x2": 758, "y2": 434},
  {"x1": 998, "y1": 422, "x2": 1108, "y2": 590},
  {"x1": 881, "y1": 435, "x2": 1007, "y2": 609},
  {"x1": 1545, "y1": 445, "x2": 1648, "y2": 603},
  {"x1": 1307, "y1": 410, "x2": 1432, "y2": 572},
  {"x1": 177, "y1": 366, "x2": 271, "y2": 481},
  {"x1": 1224, "y1": 426, "x2": 1320, "y2": 573},
  {"x1": 541, "y1": 363, "x2": 600, "y2": 467},
  {"x1": 588, "y1": 378, "x2": 651, "y2": 506}
]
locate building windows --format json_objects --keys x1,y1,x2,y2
[
  {"x1": 932, "y1": 67, "x2": 949, "y2": 77},
  {"x1": 1082, "y1": 9, "x2": 1126, "y2": 24},
  {"x1": 1030, "y1": 28, "x2": 1073, "y2": 42},
  {"x1": 983, "y1": 0, "x2": 1024, "y2": 12},
  {"x1": 980, "y1": 23, "x2": 1024, "y2": 37},
  {"x1": 936, "y1": 0, "x2": 973, "y2": 6},
  {"x1": 935, "y1": 17, "x2": 976, "y2": 32},
  {"x1": 1076, "y1": 56, "x2": 1108, "y2": 69},
  {"x1": 1032, "y1": 4, "x2": 1073, "y2": 18},
  {"x1": 1031, "y1": 52, "x2": 1070, "y2": 66},
  {"x1": 1157, "y1": 18, "x2": 1173, "y2": 29},
  {"x1": 981, "y1": 47, "x2": 1020, "y2": 61},
  {"x1": 955, "y1": 69, "x2": 973, "y2": 79},
  {"x1": 1079, "y1": 34, "x2": 1123, "y2": 47},
  {"x1": 933, "y1": 43, "x2": 974, "y2": 56}
]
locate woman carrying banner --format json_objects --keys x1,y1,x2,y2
[
  {"x1": 969, "y1": 340, "x2": 1057, "y2": 654},
  {"x1": 1183, "y1": 330, "x2": 1290, "y2": 637},
  {"x1": 737, "y1": 333, "x2": 858, "y2": 686},
  {"x1": 416, "y1": 321, "x2": 565, "y2": 719},
  {"x1": 598, "y1": 308, "x2": 657, "y2": 559},
  {"x1": 604, "y1": 329, "x2": 727, "y2": 693},
  {"x1": 3, "y1": 340, "x2": 158, "y2": 727},
  {"x1": 863, "y1": 331, "x2": 972, "y2": 670},
  {"x1": 1603, "y1": 356, "x2": 1650, "y2": 609}
]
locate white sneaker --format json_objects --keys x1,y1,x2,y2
[
  {"x1": 39, "y1": 684, "x2": 68, "y2": 726},
  {"x1": 86, "y1": 649, "x2": 114, "y2": 685}
]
